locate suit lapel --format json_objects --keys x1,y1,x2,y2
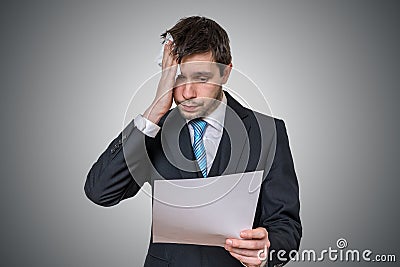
[
  {"x1": 208, "y1": 128, "x2": 230, "y2": 177},
  {"x1": 161, "y1": 108, "x2": 202, "y2": 179},
  {"x1": 209, "y1": 91, "x2": 252, "y2": 176}
]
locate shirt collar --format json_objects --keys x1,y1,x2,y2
[{"x1": 203, "y1": 92, "x2": 226, "y2": 132}]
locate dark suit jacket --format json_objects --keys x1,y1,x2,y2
[{"x1": 85, "y1": 92, "x2": 302, "y2": 267}]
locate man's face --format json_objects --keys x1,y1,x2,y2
[{"x1": 173, "y1": 52, "x2": 231, "y2": 120}]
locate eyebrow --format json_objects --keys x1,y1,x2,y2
[{"x1": 178, "y1": 71, "x2": 214, "y2": 78}]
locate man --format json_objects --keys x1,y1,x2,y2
[{"x1": 85, "y1": 16, "x2": 301, "y2": 267}]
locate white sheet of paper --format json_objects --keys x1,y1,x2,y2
[{"x1": 152, "y1": 171, "x2": 263, "y2": 247}]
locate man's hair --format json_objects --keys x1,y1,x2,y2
[{"x1": 161, "y1": 16, "x2": 232, "y2": 69}]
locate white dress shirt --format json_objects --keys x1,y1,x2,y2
[{"x1": 134, "y1": 92, "x2": 227, "y2": 175}]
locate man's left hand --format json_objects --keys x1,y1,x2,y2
[{"x1": 224, "y1": 227, "x2": 270, "y2": 267}]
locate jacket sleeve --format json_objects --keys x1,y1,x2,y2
[
  {"x1": 84, "y1": 119, "x2": 152, "y2": 207},
  {"x1": 258, "y1": 119, "x2": 302, "y2": 267}
]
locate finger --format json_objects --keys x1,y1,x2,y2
[
  {"x1": 240, "y1": 227, "x2": 267, "y2": 240},
  {"x1": 226, "y1": 238, "x2": 265, "y2": 250},
  {"x1": 229, "y1": 251, "x2": 263, "y2": 266},
  {"x1": 161, "y1": 64, "x2": 178, "y2": 83},
  {"x1": 166, "y1": 43, "x2": 177, "y2": 65},
  {"x1": 162, "y1": 49, "x2": 178, "y2": 79},
  {"x1": 162, "y1": 41, "x2": 173, "y2": 68},
  {"x1": 224, "y1": 245, "x2": 259, "y2": 258},
  {"x1": 161, "y1": 42, "x2": 169, "y2": 66}
]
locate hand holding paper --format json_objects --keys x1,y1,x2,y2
[{"x1": 225, "y1": 227, "x2": 270, "y2": 267}]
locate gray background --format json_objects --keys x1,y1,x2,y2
[{"x1": 1, "y1": 0, "x2": 399, "y2": 266}]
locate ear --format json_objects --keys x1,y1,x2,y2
[{"x1": 221, "y1": 63, "x2": 232, "y2": 84}]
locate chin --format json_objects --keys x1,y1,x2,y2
[{"x1": 178, "y1": 107, "x2": 204, "y2": 120}]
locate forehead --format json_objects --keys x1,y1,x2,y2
[
  {"x1": 180, "y1": 52, "x2": 219, "y2": 75},
  {"x1": 181, "y1": 51, "x2": 214, "y2": 63}
]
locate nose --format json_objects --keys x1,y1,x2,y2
[{"x1": 182, "y1": 82, "x2": 196, "y2": 100}]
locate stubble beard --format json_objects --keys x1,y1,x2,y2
[{"x1": 177, "y1": 89, "x2": 223, "y2": 120}]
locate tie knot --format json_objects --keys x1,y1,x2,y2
[{"x1": 189, "y1": 119, "x2": 207, "y2": 137}]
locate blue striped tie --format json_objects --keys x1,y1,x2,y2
[{"x1": 189, "y1": 119, "x2": 208, "y2": 178}]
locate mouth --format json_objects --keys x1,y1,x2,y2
[{"x1": 180, "y1": 104, "x2": 200, "y2": 112}]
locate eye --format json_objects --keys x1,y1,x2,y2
[{"x1": 195, "y1": 77, "x2": 209, "y2": 83}]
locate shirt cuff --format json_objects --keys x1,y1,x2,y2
[{"x1": 134, "y1": 114, "x2": 161, "y2": 138}]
